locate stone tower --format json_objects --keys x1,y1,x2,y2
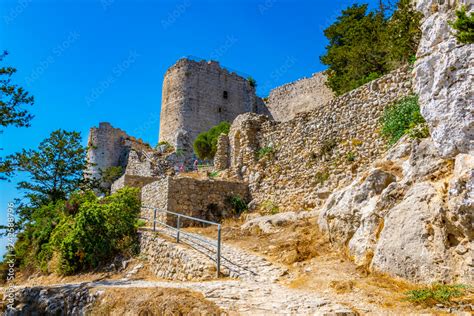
[
  {"x1": 86, "y1": 122, "x2": 130, "y2": 182},
  {"x1": 158, "y1": 58, "x2": 267, "y2": 154}
]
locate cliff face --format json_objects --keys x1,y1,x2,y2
[
  {"x1": 318, "y1": 0, "x2": 473, "y2": 283},
  {"x1": 414, "y1": 0, "x2": 473, "y2": 157}
]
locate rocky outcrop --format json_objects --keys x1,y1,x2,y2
[
  {"x1": 318, "y1": 137, "x2": 473, "y2": 284},
  {"x1": 414, "y1": 0, "x2": 473, "y2": 157},
  {"x1": 6, "y1": 284, "x2": 99, "y2": 315}
]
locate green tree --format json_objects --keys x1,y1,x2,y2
[
  {"x1": 0, "y1": 51, "x2": 34, "y2": 129},
  {"x1": 320, "y1": 1, "x2": 421, "y2": 95},
  {"x1": 193, "y1": 121, "x2": 231, "y2": 160},
  {"x1": 4, "y1": 129, "x2": 88, "y2": 222},
  {"x1": 449, "y1": 6, "x2": 474, "y2": 44},
  {"x1": 384, "y1": 0, "x2": 422, "y2": 68}
]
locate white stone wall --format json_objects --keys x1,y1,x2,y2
[
  {"x1": 266, "y1": 72, "x2": 335, "y2": 122},
  {"x1": 224, "y1": 66, "x2": 413, "y2": 210}
]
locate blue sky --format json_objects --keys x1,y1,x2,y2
[{"x1": 0, "y1": 0, "x2": 379, "y2": 254}]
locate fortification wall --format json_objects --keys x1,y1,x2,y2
[
  {"x1": 217, "y1": 66, "x2": 412, "y2": 210},
  {"x1": 140, "y1": 176, "x2": 249, "y2": 226},
  {"x1": 266, "y1": 72, "x2": 335, "y2": 122},
  {"x1": 158, "y1": 58, "x2": 266, "y2": 154},
  {"x1": 86, "y1": 122, "x2": 129, "y2": 180}
]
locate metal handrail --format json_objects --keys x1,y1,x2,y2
[{"x1": 140, "y1": 206, "x2": 222, "y2": 277}]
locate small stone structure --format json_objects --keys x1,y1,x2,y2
[
  {"x1": 139, "y1": 231, "x2": 219, "y2": 281},
  {"x1": 217, "y1": 66, "x2": 413, "y2": 210},
  {"x1": 140, "y1": 176, "x2": 249, "y2": 226},
  {"x1": 158, "y1": 58, "x2": 269, "y2": 155},
  {"x1": 265, "y1": 71, "x2": 335, "y2": 122}
]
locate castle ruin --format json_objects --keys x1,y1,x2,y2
[{"x1": 158, "y1": 58, "x2": 269, "y2": 154}]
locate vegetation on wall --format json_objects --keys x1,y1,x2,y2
[
  {"x1": 449, "y1": 6, "x2": 474, "y2": 44},
  {"x1": 226, "y1": 195, "x2": 248, "y2": 215},
  {"x1": 380, "y1": 95, "x2": 425, "y2": 145},
  {"x1": 100, "y1": 166, "x2": 124, "y2": 192},
  {"x1": 256, "y1": 145, "x2": 275, "y2": 160},
  {"x1": 320, "y1": 0, "x2": 422, "y2": 95},
  {"x1": 247, "y1": 76, "x2": 257, "y2": 88},
  {"x1": 193, "y1": 121, "x2": 231, "y2": 160}
]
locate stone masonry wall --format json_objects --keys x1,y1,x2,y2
[
  {"x1": 140, "y1": 176, "x2": 249, "y2": 226},
  {"x1": 139, "y1": 231, "x2": 218, "y2": 281},
  {"x1": 223, "y1": 66, "x2": 413, "y2": 210},
  {"x1": 86, "y1": 122, "x2": 129, "y2": 181},
  {"x1": 158, "y1": 58, "x2": 267, "y2": 155},
  {"x1": 266, "y1": 71, "x2": 335, "y2": 122}
]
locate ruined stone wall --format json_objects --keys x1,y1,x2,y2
[
  {"x1": 140, "y1": 176, "x2": 249, "y2": 226},
  {"x1": 139, "y1": 231, "x2": 218, "y2": 281},
  {"x1": 265, "y1": 72, "x2": 335, "y2": 122},
  {"x1": 223, "y1": 66, "x2": 412, "y2": 210},
  {"x1": 86, "y1": 122, "x2": 129, "y2": 180},
  {"x1": 158, "y1": 58, "x2": 267, "y2": 154}
]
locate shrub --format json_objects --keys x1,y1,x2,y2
[
  {"x1": 100, "y1": 166, "x2": 123, "y2": 187},
  {"x1": 193, "y1": 121, "x2": 231, "y2": 160},
  {"x1": 208, "y1": 171, "x2": 219, "y2": 179},
  {"x1": 314, "y1": 170, "x2": 330, "y2": 185},
  {"x1": 404, "y1": 284, "x2": 469, "y2": 306},
  {"x1": 51, "y1": 187, "x2": 141, "y2": 274},
  {"x1": 256, "y1": 145, "x2": 275, "y2": 160},
  {"x1": 247, "y1": 76, "x2": 257, "y2": 88},
  {"x1": 320, "y1": 138, "x2": 337, "y2": 156},
  {"x1": 260, "y1": 200, "x2": 279, "y2": 215},
  {"x1": 380, "y1": 95, "x2": 425, "y2": 145},
  {"x1": 408, "y1": 122, "x2": 430, "y2": 140},
  {"x1": 449, "y1": 6, "x2": 474, "y2": 44},
  {"x1": 346, "y1": 151, "x2": 356, "y2": 162},
  {"x1": 226, "y1": 195, "x2": 248, "y2": 215}
]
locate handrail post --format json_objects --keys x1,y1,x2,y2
[
  {"x1": 153, "y1": 208, "x2": 157, "y2": 232},
  {"x1": 216, "y1": 224, "x2": 221, "y2": 278},
  {"x1": 176, "y1": 215, "x2": 181, "y2": 243}
]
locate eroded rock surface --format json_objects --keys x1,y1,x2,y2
[
  {"x1": 319, "y1": 137, "x2": 473, "y2": 283},
  {"x1": 414, "y1": 0, "x2": 473, "y2": 157}
]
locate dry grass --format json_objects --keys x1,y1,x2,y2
[{"x1": 89, "y1": 287, "x2": 222, "y2": 315}]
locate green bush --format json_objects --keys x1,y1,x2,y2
[
  {"x1": 52, "y1": 187, "x2": 141, "y2": 274},
  {"x1": 100, "y1": 166, "x2": 123, "y2": 188},
  {"x1": 449, "y1": 6, "x2": 474, "y2": 44},
  {"x1": 260, "y1": 200, "x2": 280, "y2": 215},
  {"x1": 346, "y1": 151, "x2": 356, "y2": 162},
  {"x1": 247, "y1": 76, "x2": 257, "y2": 88},
  {"x1": 226, "y1": 195, "x2": 248, "y2": 215},
  {"x1": 380, "y1": 95, "x2": 425, "y2": 145},
  {"x1": 257, "y1": 145, "x2": 275, "y2": 160},
  {"x1": 404, "y1": 284, "x2": 469, "y2": 306},
  {"x1": 193, "y1": 121, "x2": 231, "y2": 160},
  {"x1": 8, "y1": 187, "x2": 141, "y2": 275}
]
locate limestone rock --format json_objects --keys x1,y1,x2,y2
[
  {"x1": 319, "y1": 137, "x2": 473, "y2": 283},
  {"x1": 414, "y1": 0, "x2": 474, "y2": 157}
]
